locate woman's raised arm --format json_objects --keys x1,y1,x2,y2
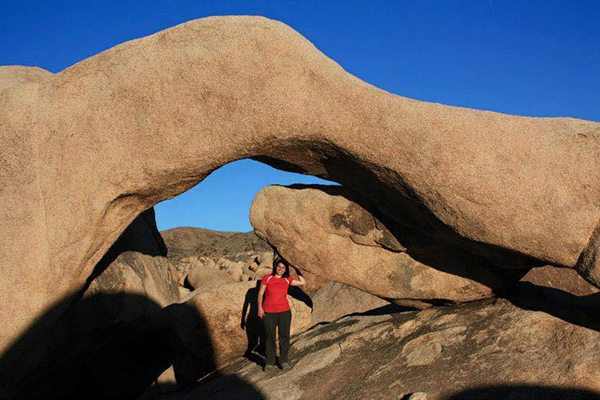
[{"x1": 290, "y1": 266, "x2": 306, "y2": 286}]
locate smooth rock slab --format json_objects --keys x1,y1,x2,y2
[
  {"x1": 521, "y1": 265, "x2": 599, "y2": 296},
  {"x1": 309, "y1": 281, "x2": 390, "y2": 326},
  {"x1": 160, "y1": 283, "x2": 600, "y2": 400}
]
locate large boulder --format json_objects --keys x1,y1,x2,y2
[
  {"x1": 185, "y1": 263, "x2": 235, "y2": 290},
  {"x1": 0, "y1": 208, "x2": 180, "y2": 399},
  {"x1": 215, "y1": 257, "x2": 246, "y2": 282},
  {"x1": 167, "y1": 281, "x2": 312, "y2": 386},
  {"x1": 165, "y1": 284, "x2": 600, "y2": 400},
  {"x1": 85, "y1": 208, "x2": 180, "y2": 307},
  {"x1": 250, "y1": 185, "x2": 527, "y2": 306},
  {"x1": 2, "y1": 15, "x2": 600, "y2": 361},
  {"x1": 309, "y1": 281, "x2": 390, "y2": 326},
  {"x1": 290, "y1": 269, "x2": 329, "y2": 295}
]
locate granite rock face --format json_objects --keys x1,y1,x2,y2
[
  {"x1": 309, "y1": 281, "x2": 390, "y2": 326},
  {"x1": 85, "y1": 208, "x2": 180, "y2": 307},
  {"x1": 185, "y1": 262, "x2": 237, "y2": 290},
  {"x1": 250, "y1": 185, "x2": 528, "y2": 306},
  {"x1": 2, "y1": 16, "x2": 600, "y2": 359},
  {"x1": 521, "y1": 265, "x2": 600, "y2": 296},
  {"x1": 161, "y1": 284, "x2": 600, "y2": 400},
  {"x1": 0, "y1": 208, "x2": 179, "y2": 399},
  {"x1": 0, "y1": 65, "x2": 52, "y2": 90}
]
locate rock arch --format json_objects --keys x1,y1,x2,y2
[{"x1": 1, "y1": 15, "x2": 600, "y2": 356}]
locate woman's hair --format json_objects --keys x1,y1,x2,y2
[{"x1": 272, "y1": 253, "x2": 291, "y2": 277}]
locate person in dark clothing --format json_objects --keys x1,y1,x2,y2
[{"x1": 257, "y1": 256, "x2": 305, "y2": 371}]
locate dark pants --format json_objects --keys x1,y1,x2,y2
[{"x1": 263, "y1": 310, "x2": 291, "y2": 365}]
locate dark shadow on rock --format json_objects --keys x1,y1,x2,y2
[
  {"x1": 288, "y1": 285, "x2": 313, "y2": 310},
  {"x1": 241, "y1": 281, "x2": 266, "y2": 361},
  {"x1": 0, "y1": 292, "x2": 171, "y2": 399},
  {"x1": 254, "y1": 150, "x2": 545, "y2": 271},
  {"x1": 350, "y1": 303, "x2": 414, "y2": 316},
  {"x1": 178, "y1": 374, "x2": 266, "y2": 400},
  {"x1": 0, "y1": 207, "x2": 265, "y2": 399},
  {"x1": 164, "y1": 301, "x2": 216, "y2": 388},
  {"x1": 183, "y1": 275, "x2": 195, "y2": 291},
  {"x1": 81, "y1": 208, "x2": 168, "y2": 297},
  {"x1": 503, "y1": 281, "x2": 600, "y2": 332},
  {"x1": 445, "y1": 385, "x2": 600, "y2": 399},
  {"x1": 0, "y1": 208, "x2": 174, "y2": 397},
  {"x1": 0, "y1": 290, "x2": 267, "y2": 400}
]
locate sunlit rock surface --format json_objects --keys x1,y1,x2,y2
[
  {"x1": 521, "y1": 265, "x2": 600, "y2": 296},
  {"x1": 309, "y1": 281, "x2": 390, "y2": 326},
  {"x1": 251, "y1": 185, "x2": 527, "y2": 307},
  {"x1": 159, "y1": 284, "x2": 600, "y2": 400},
  {"x1": 2, "y1": 15, "x2": 600, "y2": 383}
]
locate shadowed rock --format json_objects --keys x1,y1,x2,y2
[
  {"x1": 0, "y1": 208, "x2": 179, "y2": 399},
  {"x1": 2, "y1": 15, "x2": 600, "y2": 357}
]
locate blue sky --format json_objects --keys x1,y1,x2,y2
[{"x1": 2, "y1": 1, "x2": 599, "y2": 231}]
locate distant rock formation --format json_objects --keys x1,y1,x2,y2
[
  {"x1": 161, "y1": 227, "x2": 271, "y2": 263},
  {"x1": 250, "y1": 185, "x2": 527, "y2": 307},
  {"x1": 2, "y1": 15, "x2": 600, "y2": 375},
  {"x1": 185, "y1": 262, "x2": 236, "y2": 290}
]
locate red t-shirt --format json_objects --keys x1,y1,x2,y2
[{"x1": 261, "y1": 274, "x2": 294, "y2": 313}]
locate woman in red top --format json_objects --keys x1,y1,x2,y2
[{"x1": 257, "y1": 256, "x2": 305, "y2": 371}]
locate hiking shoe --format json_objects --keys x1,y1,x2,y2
[{"x1": 278, "y1": 361, "x2": 289, "y2": 370}]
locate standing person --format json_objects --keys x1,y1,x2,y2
[{"x1": 257, "y1": 255, "x2": 306, "y2": 372}]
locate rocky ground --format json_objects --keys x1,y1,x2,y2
[
  {"x1": 143, "y1": 200, "x2": 600, "y2": 400},
  {"x1": 4, "y1": 203, "x2": 599, "y2": 400},
  {"x1": 147, "y1": 283, "x2": 600, "y2": 400}
]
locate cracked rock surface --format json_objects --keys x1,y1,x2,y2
[{"x1": 156, "y1": 283, "x2": 600, "y2": 400}]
